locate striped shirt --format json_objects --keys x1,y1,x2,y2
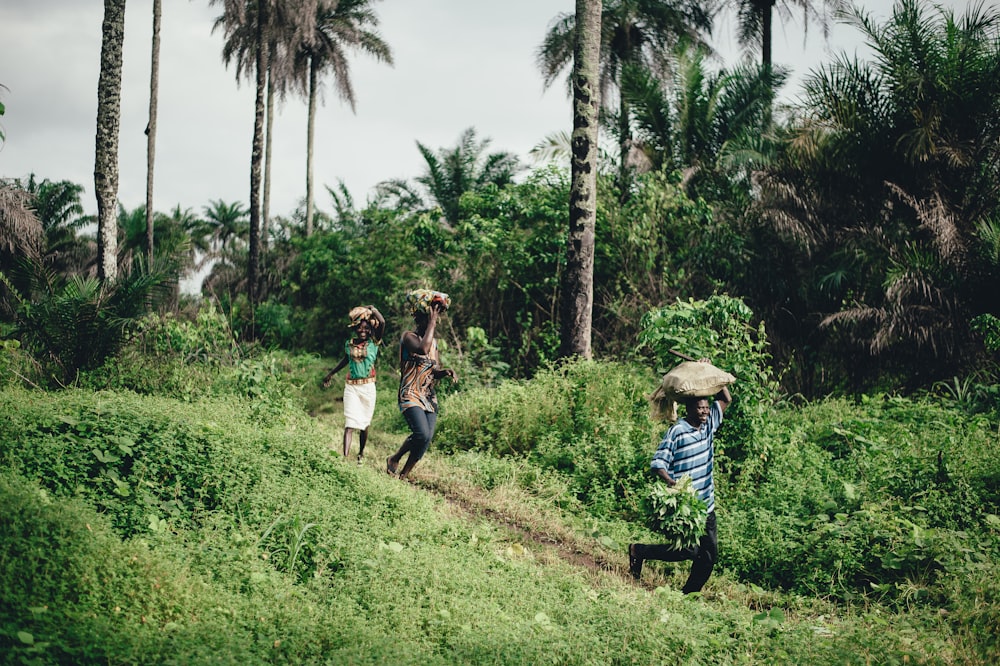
[{"x1": 650, "y1": 401, "x2": 724, "y2": 514}]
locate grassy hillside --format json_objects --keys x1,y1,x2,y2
[{"x1": 1, "y1": 356, "x2": 998, "y2": 664}]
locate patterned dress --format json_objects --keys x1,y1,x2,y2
[{"x1": 398, "y1": 339, "x2": 438, "y2": 413}]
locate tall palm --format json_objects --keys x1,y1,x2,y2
[
  {"x1": 722, "y1": 0, "x2": 847, "y2": 72},
  {"x1": 117, "y1": 205, "x2": 196, "y2": 272},
  {"x1": 621, "y1": 43, "x2": 786, "y2": 200},
  {"x1": 294, "y1": 0, "x2": 392, "y2": 236},
  {"x1": 94, "y1": 0, "x2": 127, "y2": 283},
  {"x1": 212, "y1": 0, "x2": 315, "y2": 308},
  {"x1": 22, "y1": 176, "x2": 94, "y2": 276},
  {"x1": 145, "y1": 0, "x2": 162, "y2": 267},
  {"x1": 203, "y1": 199, "x2": 250, "y2": 256},
  {"x1": 538, "y1": 0, "x2": 712, "y2": 200},
  {"x1": 561, "y1": 0, "x2": 602, "y2": 359}
]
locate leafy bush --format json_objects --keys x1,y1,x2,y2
[
  {"x1": 723, "y1": 394, "x2": 1000, "y2": 605},
  {"x1": 0, "y1": 261, "x2": 168, "y2": 386},
  {"x1": 0, "y1": 387, "x2": 272, "y2": 537},
  {"x1": 446, "y1": 325, "x2": 511, "y2": 389},
  {"x1": 79, "y1": 304, "x2": 242, "y2": 399},
  {"x1": 255, "y1": 299, "x2": 296, "y2": 349},
  {"x1": 436, "y1": 358, "x2": 660, "y2": 518},
  {"x1": 0, "y1": 336, "x2": 33, "y2": 388}
]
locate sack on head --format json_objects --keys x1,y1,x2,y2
[{"x1": 648, "y1": 361, "x2": 735, "y2": 421}]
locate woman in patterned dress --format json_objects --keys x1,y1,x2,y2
[
  {"x1": 386, "y1": 290, "x2": 457, "y2": 480},
  {"x1": 323, "y1": 305, "x2": 385, "y2": 463}
]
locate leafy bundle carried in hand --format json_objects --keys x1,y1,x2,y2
[{"x1": 646, "y1": 475, "x2": 708, "y2": 550}]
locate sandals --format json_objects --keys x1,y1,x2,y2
[
  {"x1": 386, "y1": 456, "x2": 398, "y2": 475},
  {"x1": 628, "y1": 544, "x2": 643, "y2": 580}
]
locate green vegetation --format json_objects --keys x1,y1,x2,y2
[
  {"x1": 2, "y1": 2, "x2": 1000, "y2": 663},
  {"x1": 1, "y1": 316, "x2": 997, "y2": 663}
]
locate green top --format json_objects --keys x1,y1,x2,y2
[{"x1": 346, "y1": 339, "x2": 379, "y2": 380}]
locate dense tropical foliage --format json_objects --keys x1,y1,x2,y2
[
  {"x1": 4, "y1": 1, "x2": 997, "y2": 396},
  {"x1": 2, "y1": 2, "x2": 1000, "y2": 662}
]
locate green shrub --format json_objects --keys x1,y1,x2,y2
[
  {"x1": 0, "y1": 473, "x2": 263, "y2": 664},
  {"x1": 78, "y1": 303, "x2": 242, "y2": 400},
  {"x1": 0, "y1": 387, "x2": 273, "y2": 537},
  {"x1": 0, "y1": 261, "x2": 169, "y2": 386},
  {"x1": 723, "y1": 394, "x2": 1000, "y2": 604},
  {"x1": 436, "y1": 359, "x2": 660, "y2": 519}
]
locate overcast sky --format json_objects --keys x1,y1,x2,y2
[{"x1": 0, "y1": 0, "x2": 970, "y2": 220}]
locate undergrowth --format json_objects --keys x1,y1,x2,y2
[{"x1": 1, "y1": 351, "x2": 998, "y2": 664}]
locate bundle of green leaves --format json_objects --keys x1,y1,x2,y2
[{"x1": 647, "y1": 475, "x2": 708, "y2": 550}]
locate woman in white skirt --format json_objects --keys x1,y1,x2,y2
[{"x1": 323, "y1": 305, "x2": 385, "y2": 463}]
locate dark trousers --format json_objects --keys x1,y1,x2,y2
[
  {"x1": 401, "y1": 407, "x2": 437, "y2": 464},
  {"x1": 636, "y1": 512, "x2": 717, "y2": 593}
]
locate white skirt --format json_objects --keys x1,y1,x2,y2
[{"x1": 343, "y1": 382, "x2": 377, "y2": 430}]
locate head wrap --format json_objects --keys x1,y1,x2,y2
[
  {"x1": 348, "y1": 306, "x2": 372, "y2": 328},
  {"x1": 404, "y1": 289, "x2": 451, "y2": 315}
]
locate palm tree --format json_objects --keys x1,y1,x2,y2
[
  {"x1": 560, "y1": 0, "x2": 602, "y2": 360},
  {"x1": 203, "y1": 199, "x2": 250, "y2": 255},
  {"x1": 212, "y1": 0, "x2": 316, "y2": 309},
  {"x1": 758, "y1": 0, "x2": 1000, "y2": 378},
  {"x1": 94, "y1": 0, "x2": 127, "y2": 282},
  {"x1": 118, "y1": 204, "x2": 210, "y2": 311},
  {"x1": 3, "y1": 259, "x2": 169, "y2": 386},
  {"x1": 377, "y1": 127, "x2": 521, "y2": 227},
  {"x1": 145, "y1": 0, "x2": 162, "y2": 267},
  {"x1": 294, "y1": 0, "x2": 392, "y2": 236},
  {"x1": 620, "y1": 43, "x2": 786, "y2": 200},
  {"x1": 0, "y1": 179, "x2": 44, "y2": 265},
  {"x1": 722, "y1": 0, "x2": 847, "y2": 72},
  {"x1": 538, "y1": 0, "x2": 712, "y2": 200},
  {"x1": 21, "y1": 176, "x2": 94, "y2": 276}
]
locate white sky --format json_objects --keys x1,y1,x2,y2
[{"x1": 0, "y1": 0, "x2": 970, "y2": 220}]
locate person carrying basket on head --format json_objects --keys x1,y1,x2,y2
[
  {"x1": 323, "y1": 305, "x2": 385, "y2": 464},
  {"x1": 386, "y1": 289, "x2": 458, "y2": 480}
]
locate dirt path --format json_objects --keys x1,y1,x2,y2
[
  {"x1": 409, "y1": 470, "x2": 631, "y2": 580},
  {"x1": 312, "y1": 411, "x2": 637, "y2": 584}
]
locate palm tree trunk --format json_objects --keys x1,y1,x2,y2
[
  {"x1": 618, "y1": 96, "x2": 632, "y2": 203},
  {"x1": 95, "y1": 0, "x2": 127, "y2": 283},
  {"x1": 263, "y1": 56, "x2": 274, "y2": 249},
  {"x1": 146, "y1": 0, "x2": 161, "y2": 269},
  {"x1": 305, "y1": 57, "x2": 317, "y2": 237},
  {"x1": 760, "y1": 0, "x2": 775, "y2": 71},
  {"x1": 560, "y1": 0, "x2": 601, "y2": 360},
  {"x1": 248, "y1": 0, "x2": 268, "y2": 311},
  {"x1": 759, "y1": 0, "x2": 775, "y2": 125}
]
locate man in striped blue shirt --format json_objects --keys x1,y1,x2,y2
[{"x1": 628, "y1": 378, "x2": 732, "y2": 593}]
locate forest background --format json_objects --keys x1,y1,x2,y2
[{"x1": 1, "y1": 0, "x2": 999, "y2": 664}]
